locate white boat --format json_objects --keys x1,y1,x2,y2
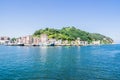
[{"x1": 39, "y1": 42, "x2": 55, "y2": 46}]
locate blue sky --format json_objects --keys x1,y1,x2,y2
[{"x1": 0, "y1": 0, "x2": 120, "y2": 43}]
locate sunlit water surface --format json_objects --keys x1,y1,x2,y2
[{"x1": 0, "y1": 44, "x2": 120, "y2": 80}]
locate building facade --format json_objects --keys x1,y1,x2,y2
[{"x1": 0, "y1": 36, "x2": 10, "y2": 44}]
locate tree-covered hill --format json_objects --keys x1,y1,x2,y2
[{"x1": 33, "y1": 27, "x2": 113, "y2": 44}]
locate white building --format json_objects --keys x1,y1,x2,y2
[
  {"x1": 80, "y1": 41, "x2": 88, "y2": 46},
  {"x1": 92, "y1": 40, "x2": 101, "y2": 45},
  {"x1": 55, "y1": 40, "x2": 62, "y2": 45},
  {"x1": 0, "y1": 36, "x2": 10, "y2": 44}
]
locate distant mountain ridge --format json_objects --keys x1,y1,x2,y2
[{"x1": 33, "y1": 27, "x2": 113, "y2": 44}]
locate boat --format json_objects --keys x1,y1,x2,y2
[
  {"x1": 49, "y1": 43, "x2": 55, "y2": 46},
  {"x1": 6, "y1": 43, "x2": 24, "y2": 46},
  {"x1": 16, "y1": 43, "x2": 24, "y2": 46},
  {"x1": 39, "y1": 42, "x2": 55, "y2": 46}
]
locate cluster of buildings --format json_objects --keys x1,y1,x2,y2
[
  {"x1": 14, "y1": 34, "x2": 89, "y2": 46},
  {"x1": 13, "y1": 34, "x2": 56, "y2": 46},
  {"x1": 0, "y1": 34, "x2": 102, "y2": 46}
]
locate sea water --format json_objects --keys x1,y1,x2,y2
[{"x1": 0, "y1": 45, "x2": 120, "y2": 80}]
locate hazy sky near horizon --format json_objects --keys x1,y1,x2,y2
[{"x1": 0, "y1": 0, "x2": 120, "y2": 43}]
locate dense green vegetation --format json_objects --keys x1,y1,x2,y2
[{"x1": 33, "y1": 27, "x2": 113, "y2": 44}]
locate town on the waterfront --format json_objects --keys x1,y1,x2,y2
[
  {"x1": 0, "y1": 27, "x2": 114, "y2": 46},
  {"x1": 0, "y1": 34, "x2": 87, "y2": 46}
]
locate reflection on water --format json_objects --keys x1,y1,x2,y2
[
  {"x1": 39, "y1": 46, "x2": 48, "y2": 64},
  {"x1": 0, "y1": 45, "x2": 120, "y2": 80}
]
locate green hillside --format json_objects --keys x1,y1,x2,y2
[{"x1": 33, "y1": 27, "x2": 113, "y2": 44}]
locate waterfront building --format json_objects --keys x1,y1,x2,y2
[
  {"x1": 48, "y1": 39, "x2": 56, "y2": 44},
  {"x1": 62, "y1": 40, "x2": 68, "y2": 45},
  {"x1": 75, "y1": 38, "x2": 81, "y2": 45},
  {"x1": 71, "y1": 41, "x2": 75, "y2": 45},
  {"x1": 21, "y1": 37, "x2": 26, "y2": 44},
  {"x1": 39, "y1": 34, "x2": 49, "y2": 46},
  {"x1": 55, "y1": 40, "x2": 62, "y2": 45},
  {"x1": 80, "y1": 41, "x2": 88, "y2": 46},
  {"x1": 16, "y1": 37, "x2": 22, "y2": 44},
  {"x1": 32, "y1": 37, "x2": 40, "y2": 45},
  {"x1": 40, "y1": 34, "x2": 48, "y2": 43},
  {"x1": 24, "y1": 35, "x2": 33, "y2": 45},
  {"x1": 92, "y1": 40, "x2": 100, "y2": 45},
  {"x1": 0, "y1": 36, "x2": 10, "y2": 44}
]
